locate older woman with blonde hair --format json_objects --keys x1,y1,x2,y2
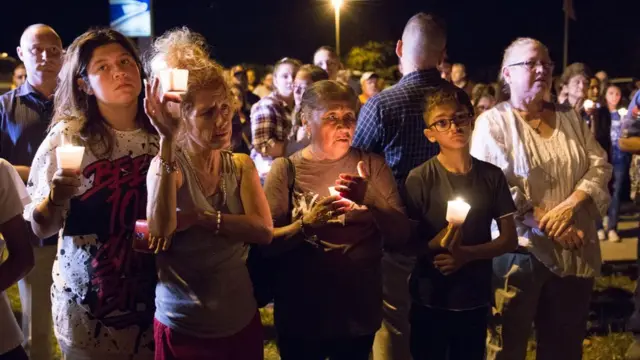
[
  {"x1": 144, "y1": 28, "x2": 272, "y2": 359},
  {"x1": 470, "y1": 38, "x2": 612, "y2": 360}
]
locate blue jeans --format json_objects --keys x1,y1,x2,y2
[{"x1": 607, "y1": 150, "x2": 632, "y2": 231}]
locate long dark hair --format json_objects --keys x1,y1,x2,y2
[{"x1": 51, "y1": 28, "x2": 154, "y2": 158}]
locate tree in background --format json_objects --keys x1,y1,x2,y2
[{"x1": 345, "y1": 41, "x2": 399, "y2": 82}]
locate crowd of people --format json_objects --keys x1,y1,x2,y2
[{"x1": 2, "y1": 10, "x2": 640, "y2": 360}]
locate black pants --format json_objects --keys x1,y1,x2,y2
[
  {"x1": 0, "y1": 346, "x2": 28, "y2": 360},
  {"x1": 278, "y1": 334, "x2": 375, "y2": 360},
  {"x1": 410, "y1": 304, "x2": 488, "y2": 360}
]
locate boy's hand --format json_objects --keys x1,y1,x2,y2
[{"x1": 434, "y1": 227, "x2": 471, "y2": 275}]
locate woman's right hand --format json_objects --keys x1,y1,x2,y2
[
  {"x1": 302, "y1": 195, "x2": 349, "y2": 229},
  {"x1": 50, "y1": 169, "x2": 81, "y2": 205},
  {"x1": 144, "y1": 77, "x2": 182, "y2": 140}
]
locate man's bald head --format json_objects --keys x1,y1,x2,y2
[
  {"x1": 17, "y1": 24, "x2": 63, "y2": 91},
  {"x1": 398, "y1": 13, "x2": 447, "y2": 72},
  {"x1": 20, "y1": 24, "x2": 61, "y2": 48}
]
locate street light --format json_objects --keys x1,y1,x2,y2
[{"x1": 331, "y1": 0, "x2": 344, "y2": 57}]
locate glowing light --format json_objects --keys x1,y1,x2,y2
[{"x1": 331, "y1": 0, "x2": 343, "y2": 9}]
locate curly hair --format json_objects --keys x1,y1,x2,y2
[
  {"x1": 423, "y1": 86, "x2": 474, "y2": 125},
  {"x1": 51, "y1": 28, "x2": 154, "y2": 158},
  {"x1": 146, "y1": 27, "x2": 235, "y2": 144}
]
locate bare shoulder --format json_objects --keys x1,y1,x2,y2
[{"x1": 232, "y1": 152, "x2": 254, "y2": 171}]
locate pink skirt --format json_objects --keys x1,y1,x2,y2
[{"x1": 154, "y1": 313, "x2": 263, "y2": 360}]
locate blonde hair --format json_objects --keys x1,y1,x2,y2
[
  {"x1": 499, "y1": 37, "x2": 549, "y2": 95},
  {"x1": 146, "y1": 27, "x2": 236, "y2": 143}
]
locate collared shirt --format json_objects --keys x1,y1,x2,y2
[
  {"x1": 0, "y1": 82, "x2": 54, "y2": 166},
  {"x1": 352, "y1": 69, "x2": 470, "y2": 189},
  {"x1": 470, "y1": 102, "x2": 612, "y2": 278},
  {"x1": 250, "y1": 92, "x2": 292, "y2": 178}
]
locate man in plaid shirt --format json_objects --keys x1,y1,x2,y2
[{"x1": 352, "y1": 13, "x2": 470, "y2": 360}]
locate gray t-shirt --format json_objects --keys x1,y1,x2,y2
[
  {"x1": 264, "y1": 148, "x2": 403, "y2": 338},
  {"x1": 404, "y1": 156, "x2": 516, "y2": 310}
]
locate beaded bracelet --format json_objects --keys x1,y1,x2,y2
[
  {"x1": 214, "y1": 210, "x2": 222, "y2": 235},
  {"x1": 158, "y1": 157, "x2": 178, "y2": 175}
]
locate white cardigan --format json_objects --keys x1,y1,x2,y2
[{"x1": 471, "y1": 101, "x2": 612, "y2": 277}]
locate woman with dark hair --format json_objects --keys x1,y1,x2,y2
[
  {"x1": 287, "y1": 64, "x2": 329, "y2": 155},
  {"x1": 145, "y1": 27, "x2": 272, "y2": 360},
  {"x1": 231, "y1": 85, "x2": 252, "y2": 155},
  {"x1": 600, "y1": 84, "x2": 629, "y2": 242},
  {"x1": 24, "y1": 29, "x2": 157, "y2": 359},
  {"x1": 250, "y1": 57, "x2": 301, "y2": 180},
  {"x1": 264, "y1": 80, "x2": 409, "y2": 359}
]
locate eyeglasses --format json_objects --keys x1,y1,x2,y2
[
  {"x1": 507, "y1": 60, "x2": 555, "y2": 71},
  {"x1": 427, "y1": 114, "x2": 473, "y2": 132}
]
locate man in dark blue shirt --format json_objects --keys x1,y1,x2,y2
[
  {"x1": 1, "y1": 24, "x2": 62, "y2": 360},
  {"x1": 352, "y1": 13, "x2": 470, "y2": 360},
  {"x1": 0, "y1": 25, "x2": 61, "y2": 183}
]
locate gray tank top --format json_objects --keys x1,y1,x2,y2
[{"x1": 154, "y1": 150, "x2": 257, "y2": 338}]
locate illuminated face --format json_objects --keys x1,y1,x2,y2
[
  {"x1": 184, "y1": 87, "x2": 233, "y2": 151},
  {"x1": 83, "y1": 43, "x2": 141, "y2": 107}
]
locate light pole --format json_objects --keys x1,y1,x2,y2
[{"x1": 331, "y1": 0, "x2": 343, "y2": 57}]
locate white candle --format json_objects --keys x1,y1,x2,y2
[
  {"x1": 446, "y1": 197, "x2": 471, "y2": 225},
  {"x1": 159, "y1": 69, "x2": 189, "y2": 93},
  {"x1": 619, "y1": 108, "x2": 629, "y2": 118},
  {"x1": 56, "y1": 145, "x2": 85, "y2": 170},
  {"x1": 583, "y1": 99, "x2": 595, "y2": 110}
]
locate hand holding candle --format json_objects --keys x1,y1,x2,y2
[
  {"x1": 583, "y1": 99, "x2": 595, "y2": 110},
  {"x1": 618, "y1": 108, "x2": 629, "y2": 118}
]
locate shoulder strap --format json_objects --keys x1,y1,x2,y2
[{"x1": 284, "y1": 157, "x2": 296, "y2": 222}]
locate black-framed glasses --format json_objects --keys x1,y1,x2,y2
[
  {"x1": 427, "y1": 114, "x2": 473, "y2": 132},
  {"x1": 507, "y1": 60, "x2": 555, "y2": 71}
]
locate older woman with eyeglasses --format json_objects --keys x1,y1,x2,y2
[
  {"x1": 470, "y1": 38, "x2": 611, "y2": 360},
  {"x1": 264, "y1": 80, "x2": 409, "y2": 360}
]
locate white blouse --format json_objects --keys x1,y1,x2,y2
[{"x1": 471, "y1": 102, "x2": 612, "y2": 278}]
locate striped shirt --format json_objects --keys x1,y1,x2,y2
[
  {"x1": 352, "y1": 69, "x2": 470, "y2": 189},
  {"x1": 0, "y1": 82, "x2": 53, "y2": 166}
]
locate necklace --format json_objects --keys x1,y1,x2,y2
[
  {"x1": 512, "y1": 107, "x2": 544, "y2": 135},
  {"x1": 183, "y1": 150, "x2": 227, "y2": 207}
]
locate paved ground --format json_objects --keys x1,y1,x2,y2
[{"x1": 601, "y1": 213, "x2": 639, "y2": 262}]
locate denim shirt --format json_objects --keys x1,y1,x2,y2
[{"x1": 0, "y1": 82, "x2": 53, "y2": 166}]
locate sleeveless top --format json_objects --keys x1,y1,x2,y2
[{"x1": 154, "y1": 150, "x2": 257, "y2": 338}]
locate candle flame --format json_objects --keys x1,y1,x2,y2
[
  {"x1": 619, "y1": 108, "x2": 629, "y2": 117},
  {"x1": 583, "y1": 99, "x2": 594, "y2": 110}
]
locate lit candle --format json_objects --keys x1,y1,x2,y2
[
  {"x1": 328, "y1": 186, "x2": 354, "y2": 204},
  {"x1": 446, "y1": 197, "x2": 471, "y2": 225},
  {"x1": 618, "y1": 108, "x2": 629, "y2": 118},
  {"x1": 159, "y1": 69, "x2": 189, "y2": 93},
  {"x1": 583, "y1": 99, "x2": 595, "y2": 110},
  {"x1": 56, "y1": 143, "x2": 85, "y2": 171}
]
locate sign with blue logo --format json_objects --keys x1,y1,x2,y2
[{"x1": 109, "y1": 0, "x2": 152, "y2": 37}]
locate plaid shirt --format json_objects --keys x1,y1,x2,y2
[
  {"x1": 352, "y1": 69, "x2": 470, "y2": 189},
  {"x1": 250, "y1": 92, "x2": 292, "y2": 153}
]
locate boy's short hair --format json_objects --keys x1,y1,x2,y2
[{"x1": 423, "y1": 87, "x2": 474, "y2": 125}]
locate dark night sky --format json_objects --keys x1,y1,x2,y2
[{"x1": 1, "y1": 0, "x2": 638, "y2": 82}]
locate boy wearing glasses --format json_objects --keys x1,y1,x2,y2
[{"x1": 403, "y1": 87, "x2": 518, "y2": 360}]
